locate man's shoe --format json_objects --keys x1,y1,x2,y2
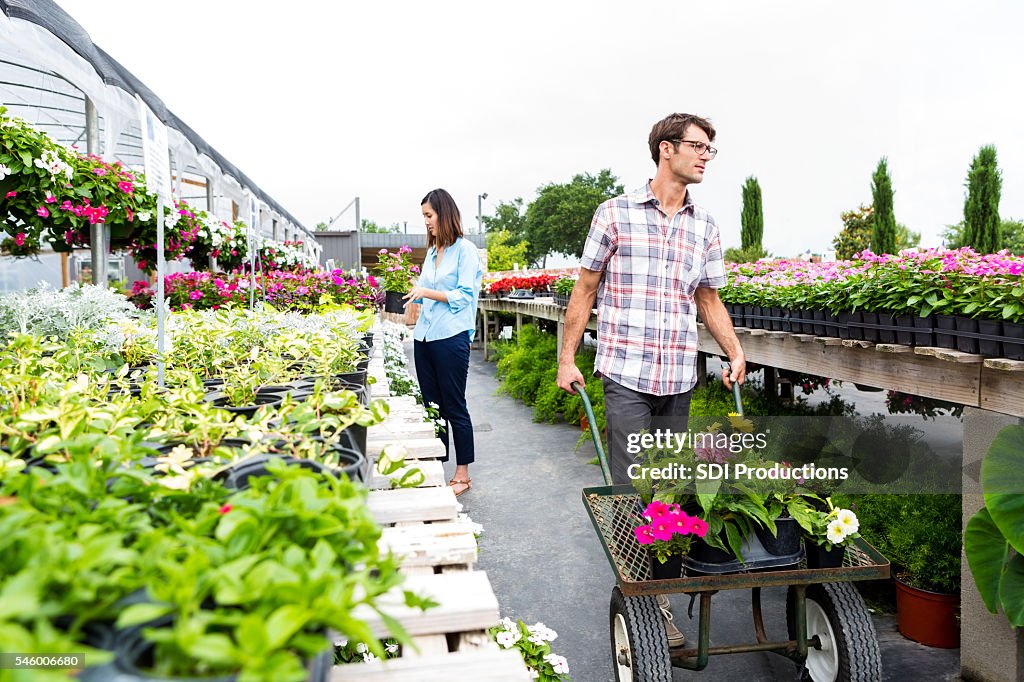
[{"x1": 656, "y1": 594, "x2": 686, "y2": 647}]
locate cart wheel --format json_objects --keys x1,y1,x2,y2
[
  {"x1": 609, "y1": 586, "x2": 673, "y2": 682},
  {"x1": 786, "y1": 583, "x2": 882, "y2": 682}
]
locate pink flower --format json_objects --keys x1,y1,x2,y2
[
  {"x1": 650, "y1": 519, "x2": 674, "y2": 542},
  {"x1": 14, "y1": 233, "x2": 26, "y2": 246},
  {"x1": 689, "y1": 518, "x2": 709, "y2": 538},
  {"x1": 219, "y1": 503, "x2": 233, "y2": 514},
  {"x1": 633, "y1": 525, "x2": 655, "y2": 545},
  {"x1": 44, "y1": 194, "x2": 56, "y2": 204},
  {"x1": 36, "y1": 206, "x2": 49, "y2": 218},
  {"x1": 92, "y1": 168, "x2": 107, "y2": 176},
  {"x1": 643, "y1": 500, "x2": 671, "y2": 521},
  {"x1": 5, "y1": 191, "x2": 17, "y2": 198},
  {"x1": 189, "y1": 290, "x2": 204, "y2": 300}
]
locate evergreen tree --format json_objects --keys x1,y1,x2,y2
[
  {"x1": 962, "y1": 145, "x2": 1002, "y2": 254},
  {"x1": 871, "y1": 158, "x2": 897, "y2": 254},
  {"x1": 740, "y1": 176, "x2": 764, "y2": 252}
]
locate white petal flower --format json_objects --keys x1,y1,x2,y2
[
  {"x1": 836, "y1": 508, "x2": 859, "y2": 534},
  {"x1": 544, "y1": 654, "x2": 570, "y2": 675},
  {"x1": 826, "y1": 519, "x2": 846, "y2": 545},
  {"x1": 385, "y1": 642, "x2": 399, "y2": 655},
  {"x1": 0, "y1": 163, "x2": 11, "y2": 180},
  {"x1": 356, "y1": 643, "x2": 368, "y2": 654},
  {"x1": 495, "y1": 631, "x2": 517, "y2": 649}
]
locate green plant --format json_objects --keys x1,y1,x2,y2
[
  {"x1": 632, "y1": 499, "x2": 709, "y2": 563},
  {"x1": 375, "y1": 246, "x2": 418, "y2": 293},
  {"x1": 848, "y1": 492, "x2": 961, "y2": 594},
  {"x1": 489, "y1": 618, "x2": 570, "y2": 681},
  {"x1": 871, "y1": 157, "x2": 897, "y2": 255},
  {"x1": 832, "y1": 205, "x2": 873, "y2": 260},
  {"x1": 805, "y1": 499, "x2": 861, "y2": 551},
  {"x1": 552, "y1": 276, "x2": 576, "y2": 295},
  {"x1": 965, "y1": 425, "x2": 1024, "y2": 623},
  {"x1": 375, "y1": 444, "x2": 427, "y2": 489},
  {"x1": 740, "y1": 175, "x2": 764, "y2": 252},
  {"x1": 963, "y1": 145, "x2": 1002, "y2": 254}
]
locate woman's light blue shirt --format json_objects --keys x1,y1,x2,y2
[{"x1": 413, "y1": 237, "x2": 483, "y2": 342}]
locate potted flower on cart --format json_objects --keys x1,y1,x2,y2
[
  {"x1": 804, "y1": 498, "x2": 861, "y2": 568},
  {"x1": 633, "y1": 500, "x2": 709, "y2": 580},
  {"x1": 374, "y1": 246, "x2": 419, "y2": 313}
]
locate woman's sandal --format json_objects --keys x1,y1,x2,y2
[{"x1": 447, "y1": 478, "x2": 472, "y2": 497}]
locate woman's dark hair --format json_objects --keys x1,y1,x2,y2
[{"x1": 421, "y1": 188, "x2": 462, "y2": 248}]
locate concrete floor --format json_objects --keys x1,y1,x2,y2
[{"x1": 407, "y1": 342, "x2": 961, "y2": 681}]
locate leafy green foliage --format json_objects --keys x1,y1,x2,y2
[
  {"x1": 360, "y1": 219, "x2": 402, "y2": 234},
  {"x1": 833, "y1": 205, "x2": 874, "y2": 260},
  {"x1": 481, "y1": 198, "x2": 528, "y2": 242},
  {"x1": 837, "y1": 493, "x2": 961, "y2": 594},
  {"x1": 740, "y1": 176, "x2": 764, "y2": 252},
  {"x1": 724, "y1": 245, "x2": 768, "y2": 264},
  {"x1": 485, "y1": 229, "x2": 530, "y2": 271},
  {"x1": 871, "y1": 158, "x2": 897, "y2": 255},
  {"x1": 524, "y1": 170, "x2": 623, "y2": 264},
  {"x1": 963, "y1": 145, "x2": 1002, "y2": 254}
]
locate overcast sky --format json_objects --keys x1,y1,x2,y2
[{"x1": 53, "y1": 0, "x2": 1024, "y2": 258}]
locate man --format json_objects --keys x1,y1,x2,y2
[{"x1": 556, "y1": 112, "x2": 746, "y2": 647}]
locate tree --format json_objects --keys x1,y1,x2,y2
[
  {"x1": 896, "y1": 223, "x2": 921, "y2": 250},
  {"x1": 361, "y1": 219, "x2": 401, "y2": 234},
  {"x1": 314, "y1": 221, "x2": 328, "y2": 231},
  {"x1": 481, "y1": 198, "x2": 527, "y2": 245},
  {"x1": 832, "y1": 205, "x2": 873, "y2": 260},
  {"x1": 962, "y1": 145, "x2": 1002, "y2": 254},
  {"x1": 871, "y1": 157, "x2": 897, "y2": 255},
  {"x1": 740, "y1": 176, "x2": 764, "y2": 252},
  {"x1": 523, "y1": 169, "x2": 623, "y2": 265},
  {"x1": 944, "y1": 218, "x2": 1022, "y2": 254},
  {"x1": 484, "y1": 230, "x2": 530, "y2": 271}
]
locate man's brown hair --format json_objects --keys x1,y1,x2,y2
[
  {"x1": 421, "y1": 188, "x2": 463, "y2": 249},
  {"x1": 648, "y1": 113, "x2": 716, "y2": 165}
]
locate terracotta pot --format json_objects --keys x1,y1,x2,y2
[{"x1": 895, "y1": 576, "x2": 960, "y2": 648}]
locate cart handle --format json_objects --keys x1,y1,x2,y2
[
  {"x1": 572, "y1": 381, "x2": 613, "y2": 486},
  {"x1": 731, "y1": 379, "x2": 744, "y2": 417}
]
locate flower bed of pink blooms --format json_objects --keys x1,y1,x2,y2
[{"x1": 129, "y1": 270, "x2": 379, "y2": 313}]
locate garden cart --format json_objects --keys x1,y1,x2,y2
[{"x1": 574, "y1": 381, "x2": 890, "y2": 682}]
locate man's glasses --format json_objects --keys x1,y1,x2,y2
[{"x1": 671, "y1": 139, "x2": 718, "y2": 158}]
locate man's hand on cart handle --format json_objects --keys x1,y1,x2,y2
[
  {"x1": 721, "y1": 355, "x2": 747, "y2": 389},
  {"x1": 557, "y1": 360, "x2": 586, "y2": 394}
]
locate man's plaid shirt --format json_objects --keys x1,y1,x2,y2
[{"x1": 579, "y1": 182, "x2": 727, "y2": 396}]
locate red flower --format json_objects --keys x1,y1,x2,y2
[{"x1": 219, "y1": 504, "x2": 233, "y2": 515}]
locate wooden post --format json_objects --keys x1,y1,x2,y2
[
  {"x1": 482, "y1": 309, "x2": 490, "y2": 362},
  {"x1": 516, "y1": 312, "x2": 522, "y2": 337},
  {"x1": 60, "y1": 252, "x2": 69, "y2": 288},
  {"x1": 556, "y1": 320, "x2": 565, "y2": 358}
]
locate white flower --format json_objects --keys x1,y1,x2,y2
[
  {"x1": 385, "y1": 642, "x2": 399, "y2": 655},
  {"x1": 499, "y1": 617, "x2": 516, "y2": 632},
  {"x1": 0, "y1": 163, "x2": 11, "y2": 180},
  {"x1": 356, "y1": 643, "x2": 368, "y2": 654},
  {"x1": 826, "y1": 519, "x2": 847, "y2": 545},
  {"x1": 361, "y1": 652, "x2": 377, "y2": 663},
  {"x1": 527, "y1": 669, "x2": 539, "y2": 680},
  {"x1": 527, "y1": 634, "x2": 546, "y2": 645},
  {"x1": 495, "y1": 631, "x2": 518, "y2": 649},
  {"x1": 138, "y1": 211, "x2": 152, "y2": 222},
  {"x1": 544, "y1": 654, "x2": 570, "y2": 675},
  {"x1": 836, "y1": 508, "x2": 859, "y2": 534}
]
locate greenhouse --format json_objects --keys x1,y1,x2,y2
[{"x1": 2, "y1": 2, "x2": 1024, "y2": 682}]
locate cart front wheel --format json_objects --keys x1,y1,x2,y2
[
  {"x1": 786, "y1": 582, "x2": 882, "y2": 682},
  {"x1": 609, "y1": 586, "x2": 673, "y2": 682}
]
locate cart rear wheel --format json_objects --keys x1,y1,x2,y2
[
  {"x1": 786, "y1": 582, "x2": 882, "y2": 682},
  {"x1": 609, "y1": 586, "x2": 673, "y2": 682}
]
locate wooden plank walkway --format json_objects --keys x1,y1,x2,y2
[{"x1": 334, "y1": 325, "x2": 531, "y2": 681}]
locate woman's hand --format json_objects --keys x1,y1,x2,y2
[{"x1": 403, "y1": 286, "x2": 436, "y2": 303}]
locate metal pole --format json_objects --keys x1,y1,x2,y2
[
  {"x1": 85, "y1": 97, "x2": 107, "y2": 286},
  {"x1": 205, "y1": 178, "x2": 217, "y2": 271},
  {"x1": 477, "y1": 195, "x2": 482, "y2": 234},
  {"x1": 156, "y1": 196, "x2": 165, "y2": 387},
  {"x1": 355, "y1": 196, "x2": 360, "y2": 233}
]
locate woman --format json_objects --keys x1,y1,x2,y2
[{"x1": 404, "y1": 189, "x2": 483, "y2": 496}]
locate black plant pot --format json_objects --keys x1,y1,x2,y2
[
  {"x1": 1003, "y1": 322, "x2": 1024, "y2": 360},
  {"x1": 754, "y1": 517, "x2": 802, "y2": 556},
  {"x1": 769, "y1": 307, "x2": 785, "y2": 332},
  {"x1": 384, "y1": 290, "x2": 406, "y2": 313},
  {"x1": 812, "y1": 309, "x2": 827, "y2": 337},
  {"x1": 828, "y1": 311, "x2": 848, "y2": 339},
  {"x1": 796, "y1": 309, "x2": 815, "y2": 334},
  {"x1": 877, "y1": 311, "x2": 898, "y2": 344},
  {"x1": 805, "y1": 543, "x2": 846, "y2": 569},
  {"x1": 860, "y1": 312, "x2": 882, "y2": 343},
  {"x1": 743, "y1": 305, "x2": 755, "y2": 329},
  {"x1": 913, "y1": 314, "x2": 934, "y2": 347},
  {"x1": 361, "y1": 332, "x2": 375, "y2": 349},
  {"x1": 895, "y1": 314, "x2": 915, "y2": 346},
  {"x1": 749, "y1": 306, "x2": 763, "y2": 329},
  {"x1": 934, "y1": 314, "x2": 957, "y2": 349},
  {"x1": 978, "y1": 319, "x2": 1003, "y2": 358},
  {"x1": 955, "y1": 315, "x2": 980, "y2": 354},
  {"x1": 649, "y1": 554, "x2": 684, "y2": 580},
  {"x1": 840, "y1": 311, "x2": 862, "y2": 340},
  {"x1": 206, "y1": 391, "x2": 283, "y2": 419},
  {"x1": 896, "y1": 314, "x2": 934, "y2": 347},
  {"x1": 215, "y1": 454, "x2": 338, "y2": 490}
]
